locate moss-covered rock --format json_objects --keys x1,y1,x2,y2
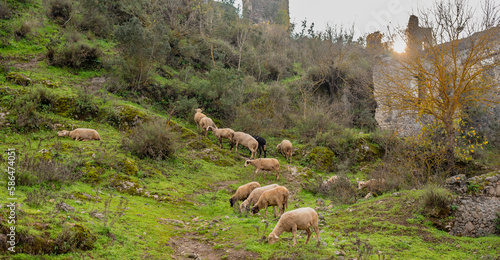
[
  {"x1": 6, "y1": 72, "x2": 33, "y2": 86},
  {"x1": 82, "y1": 162, "x2": 104, "y2": 184},
  {"x1": 307, "y1": 146, "x2": 336, "y2": 172},
  {"x1": 122, "y1": 157, "x2": 138, "y2": 176},
  {"x1": 53, "y1": 96, "x2": 75, "y2": 118}
]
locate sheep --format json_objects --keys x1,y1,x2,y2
[
  {"x1": 276, "y1": 140, "x2": 293, "y2": 164},
  {"x1": 244, "y1": 158, "x2": 280, "y2": 180},
  {"x1": 207, "y1": 126, "x2": 235, "y2": 149},
  {"x1": 229, "y1": 181, "x2": 260, "y2": 207},
  {"x1": 268, "y1": 207, "x2": 320, "y2": 247},
  {"x1": 251, "y1": 186, "x2": 289, "y2": 218},
  {"x1": 231, "y1": 132, "x2": 258, "y2": 159},
  {"x1": 57, "y1": 128, "x2": 100, "y2": 141},
  {"x1": 199, "y1": 117, "x2": 217, "y2": 137},
  {"x1": 239, "y1": 184, "x2": 279, "y2": 213},
  {"x1": 194, "y1": 108, "x2": 207, "y2": 132},
  {"x1": 251, "y1": 135, "x2": 267, "y2": 158}
]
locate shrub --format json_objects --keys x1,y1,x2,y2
[
  {"x1": 16, "y1": 154, "x2": 81, "y2": 186},
  {"x1": 122, "y1": 120, "x2": 177, "y2": 160},
  {"x1": 48, "y1": 0, "x2": 73, "y2": 26},
  {"x1": 73, "y1": 88, "x2": 99, "y2": 120},
  {"x1": 0, "y1": 2, "x2": 12, "y2": 19},
  {"x1": 25, "y1": 187, "x2": 56, "y2": 207},
  {"x1": 319, "y1": 174, "x2": 357, "y2": 204},
  {"x1": 420, "y1": 184, "x2": 454, "y2": 218},
  {"x1": 47, "y1": 41, "x2": 102, "y2": 70}
]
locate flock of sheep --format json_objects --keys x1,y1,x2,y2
[
  {"x1": 54, "y1": 109, "x2": 321, "y2": 246},
  {"x1": 195, "y1": 108, "x2": 320, "y2": 246}
]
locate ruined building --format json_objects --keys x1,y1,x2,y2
[
  {"x1": 242, "y1": 0, "x2": 289, "y2": 27},
  {"x1": 405, "y1": 15, "x2": 433, "y2": 53}
]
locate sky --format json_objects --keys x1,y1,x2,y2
[{"x1": 231, "y1": 0, "x2": 491, "y2": 51}]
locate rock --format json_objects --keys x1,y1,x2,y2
[
  {"x1": 316, "y1": 199, "x2": 325, "y2": 206},
  {"x1": 320, "y1": 241, "x2": 328, "y2": 247},
  {"x1": 211, "y1": 232, "x2": 218, "y2": 237},
  {"x1": 465, "y1": 222, "x2": 474, "y2": 233},
  {"x1": 57, "y1": 202, "x2": 75, "y2": 212}
]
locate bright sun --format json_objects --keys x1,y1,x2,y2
[{"x1": 393, "y1": 39, "x2": 406, "y2": 53}]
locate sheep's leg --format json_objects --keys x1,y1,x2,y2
[
  {"x1": 305, "y1": 227, "x2": 312, "y2": 244},
  {"x1": 314, "y1": 224, "x2": 320, "y2": 246},
  {"x1": 254, "y1": 168, "x2": 259, "y2": 179},
  {"x1": 263, "y1": 145, "x2": 267, "y2": 158},
  {"x1": 275, "y1": 169, "x2": 279, "y2": 181},
  {"x1": 291, "y1": 225, "x2": 298, "y2": 246},
  {"x1": 218, "y1": 137, "x2": 223, "y2": 149}
]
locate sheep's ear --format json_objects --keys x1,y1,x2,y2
[{"x1": 273, "y1": 234, "x2": 279, "y2": 239}]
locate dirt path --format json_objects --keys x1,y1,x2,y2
[{"x1": 168, "y1": 234, "x2": 259, "y2": 260}]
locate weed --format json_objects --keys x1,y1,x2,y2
[{"x1": 24, "y1": 187, "x2": 56, "y2": 207}]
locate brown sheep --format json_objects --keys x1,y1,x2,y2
[
  {"x1": 240, "y1": 184, "x2": 279, "y2": 213},
  {"x1": 276, "y1": 140, "x2": 293, "y2": 164},
  {"x1": 251, "y1": 186, "x2": 289, "y2": 218},
  {"x1": 57, "y1": 128, "x2": 100, "y2": 141},
  {"x1": 199, "y1": 117, "x2": 217, "y2": 137},
  {"x1": 229, "y1": 182, "x2": 260, "y2": 207},
  {"x1": 194, "y1": 108, "x2": 207, "y2": 132},
  {"x1": 268, "y1": 207, "x2": 320, "y2": 247},
  {"x1": 207, "y1": 126, "x2": 235, "y2": 149},
  {"x1": 244, "y1": 158, "x2": 280, "y2": 180},
  {"x1": 231, "y1": 132, "x2": 258, "y2": 159}
]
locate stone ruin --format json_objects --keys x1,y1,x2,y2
[
  {"x1": 242, "y1": 0, "x2": 289, "y2": 26},
  {"x1": 444, "y1": 172, "x2": 500, "y2": 237}
]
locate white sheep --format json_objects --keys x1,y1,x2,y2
[
  {"x1": 240, "y1": 184, "x2": 279, "y2": 213},
  {"x1": 194, "y1": 108, "x2": 207, "y2": 131},
  {"x1": 207, "y1": 126, "x2": 235, "y2": 149},
  {"x1": 199, "y1": 117, "x2": 217, "y2": 137},
  {"x1": 268, "y1": 207, "x2": 320, "y2": 247},
  {"x1": 229, "y1": 182, "x2": 260, "y2": 207},
  {"x1": 57, "y1": 128, "x2": 100, "y2": 141},
  {"x1": 276, "y1": 140, "x2": 293, "y2": 164},
  {"x1": 231, "y1": 132, "x2": 258, "y2": 159},
  {"x1": 251, "y1": 186, "x2": 289, "y2": 218},
  {"x1": 322, "y1": 175, "x2": 349, "y2": 186},
  {"x1": 244, "y1": 158, "x2": 280, "y2": 180}
]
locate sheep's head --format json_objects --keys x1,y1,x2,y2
[
  {"x1": 251, "y1": 205, "x2": 259, "y2": 214},
  {"x1": 244, "y1": 160, "x2": 252, "y2": 167},
  {"x1": 357, "y1": 181, "x2": 368, "y2": 190},
  {"x1": 276, "y1": 143, "x2": 281, "y2": 150},
  {"x1": 268, "y1": 233, "x2": 279, "y2": 245},
  {"x1": 195, "y1": 108, "x2": 202, "y2": 113},
  {"x1": 57, "y1": 130, "x2": 70, "y2": 137},
  {"x1": 207, "y1": 126, "x2": 214, "y2": 132},
  {"x1": 229, "y1": 197, "x2": 236, "y2": 207}
]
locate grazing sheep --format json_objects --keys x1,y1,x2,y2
[
  {"x1": 229, "y1": 182, "x2": 260, "y2": 207},
  {"x1": 207, "y1": 126, "x2": 235, "y2": 149},
  {"x1": 231, "y1": 132, "x2": 258, "y2": 159},
  {"x1": 199, "y1": 117, "x2": 217, "y2": 137},
  {"x1": 57, "y1": 128, "x2": 100, "y2": 141},
  {"x1": 358, "y1": 178, "x2": 387, "y2": 192},
  {"x1": 244, "y1": 158, "x2": 280, "y2": 180},
  {"x1": 240, "y1": 184, "x2": 279, "y2": 213},
  {"x1": 251, "y1": 186, "x2": 289, "y2": 218},
  {"x1": 276, "y1": 140, "x2": 293, "y2": 164},
  {"x1": 252, "y1": 135, "x2": 267, "y2": 158},
  {"x1": 194, "y1": 108, "x2": 207, "y2": 131},
  {"x1": 268, "y1": 207, "x2": 320, "y2": 247}
]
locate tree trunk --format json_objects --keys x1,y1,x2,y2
[{"x1": 443, "y1": 117, "x2": 455, "y2": 174}]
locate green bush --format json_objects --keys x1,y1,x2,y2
[
  {"x1": 122, "y1": 120, "x2": 177, "y2": 160},
  {"x1": 0, "y1": 2, "x2": 12, "y2": 19}
]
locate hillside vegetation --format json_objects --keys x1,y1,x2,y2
[{"x1": 0, "y1": 0, "x2": 499, "y2": 259}]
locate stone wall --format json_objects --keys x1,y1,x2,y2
[{"x1": 444, "y1": 173, "x2": 500, "y2": 237}]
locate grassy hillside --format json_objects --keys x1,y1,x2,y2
[{"x1": 1, "y1": 0, "x2": 499, "y2": 259}]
